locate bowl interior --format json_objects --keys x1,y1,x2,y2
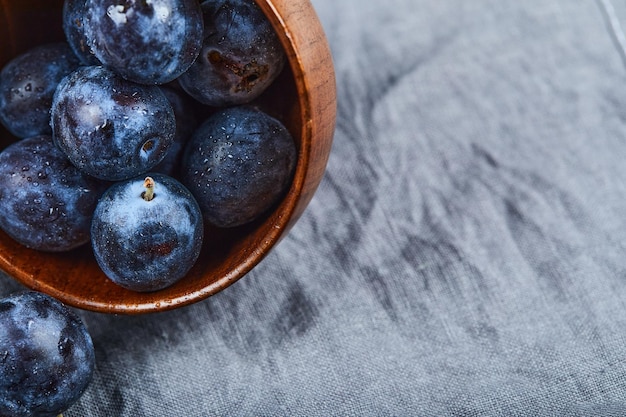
[{"x1": 0, "y1": 0, "x2": 336, "y2": 313}]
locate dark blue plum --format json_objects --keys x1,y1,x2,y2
[
  {"x1": 178, "y1": 0, "x2": 286, "y2": 106},
  {"x1": 0, "y1": 291, "x2": 95, "y2": 417},
  {"x1": 0, "y1": 135, "x2": 108, "y2": 252},
  {"x1": 152, "y1": 86, "x2": 199, "y2": 176},
  {"x1": 91, "y1": 173, "x2": 203, "y2": 292},
  {"x1": 0, "y1": 43, "x2": 81, "y2": 139},
  {"x1": 84, "y1": 0, "x2": 203, "y2": 85},
  {"x1": 62, "y1": 0, "x2": 101, "y2": 65},
  {"x1": 180, "y1": 106, "x2": 296, "y2": 228},
  {"x1": 51, "y1": 65, "x2": 176, "y2": 181}
]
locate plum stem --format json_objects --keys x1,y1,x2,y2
[{"x1": 142, "y1": 176, "x2": 155, "y2": 201}]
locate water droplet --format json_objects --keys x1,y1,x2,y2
[
  {"x1": 24, "y1": 83, "x2": 32, "y2": 92},
  {"x1": 21, "y1": 166, "x2": 29, "y2": 172}
]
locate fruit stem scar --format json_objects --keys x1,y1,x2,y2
[{"x1": 142, "y1": 176, "x2": 155, "y2": 201}]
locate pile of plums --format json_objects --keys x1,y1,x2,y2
[{"x1": 0, "y1": 0, "x2": 297, "y2": 293}]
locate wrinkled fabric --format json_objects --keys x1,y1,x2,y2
[{"x1": 4, "y1": 0, "x2": 626, "y2": 415}]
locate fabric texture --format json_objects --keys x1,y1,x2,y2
[{"x1": 4, "y1": 0, "x2": 626, "y2": 415}]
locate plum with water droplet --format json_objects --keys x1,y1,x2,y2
[
  {"x1": 51, "y1": 65, "x2": 175, "y2": 181},
  {"x1": 63, "y1": 0, "x2": 101, "y2": 65},
  {"x1": 0, "y1": 42, "x2": 81, "y2": 139},
  {"x1": 91, "y1": 173, "x2": 203, "y2": 292},
  {"x1": 0, "y1": 291, "x2": 95, "y2": 417},
  {"x1": 178, "y1": 0, "x2": 286, "y2": 106},
  {"x1": 180, "y1": 106, "x2": 296, "y2": 228},
  {"x1": 84, "y1": 0, "x2": 204, "y2": 85},
  {"x1": 0, "y1": 135, "x2": 108, "y2": 252}
]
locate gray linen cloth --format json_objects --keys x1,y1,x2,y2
[{"x1": 4, "y1": 0, "x2": 626, "y2": 415}]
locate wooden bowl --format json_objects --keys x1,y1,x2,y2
[{"x1": 0, "y1": 0, "x2": 336, "y2": 313}]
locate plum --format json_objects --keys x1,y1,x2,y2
[
  {"x1": 0, "y1": 291, "x2": 95, "y2": 417},
  {"x1": 178, "y1": 0, "x2": 286, "y2": 106},
  {"x1": 0, "y1": 43, "x2": 81, "y2": 139},
  {"x1": 83, "y1": 0, "x2": 204, "y2": 85},
  {"x1": 91, "y1": 173, "x2": 204, "y2": 292},
  {"x1": 51, "y1": 65, "x2": 175, "y2": 181},
  {"x1": 0, "y1": 135, "x2": 108, "y2": 252},
  {"x1": 180, "y1": 106, "x2": 296, "y2": 228}
]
